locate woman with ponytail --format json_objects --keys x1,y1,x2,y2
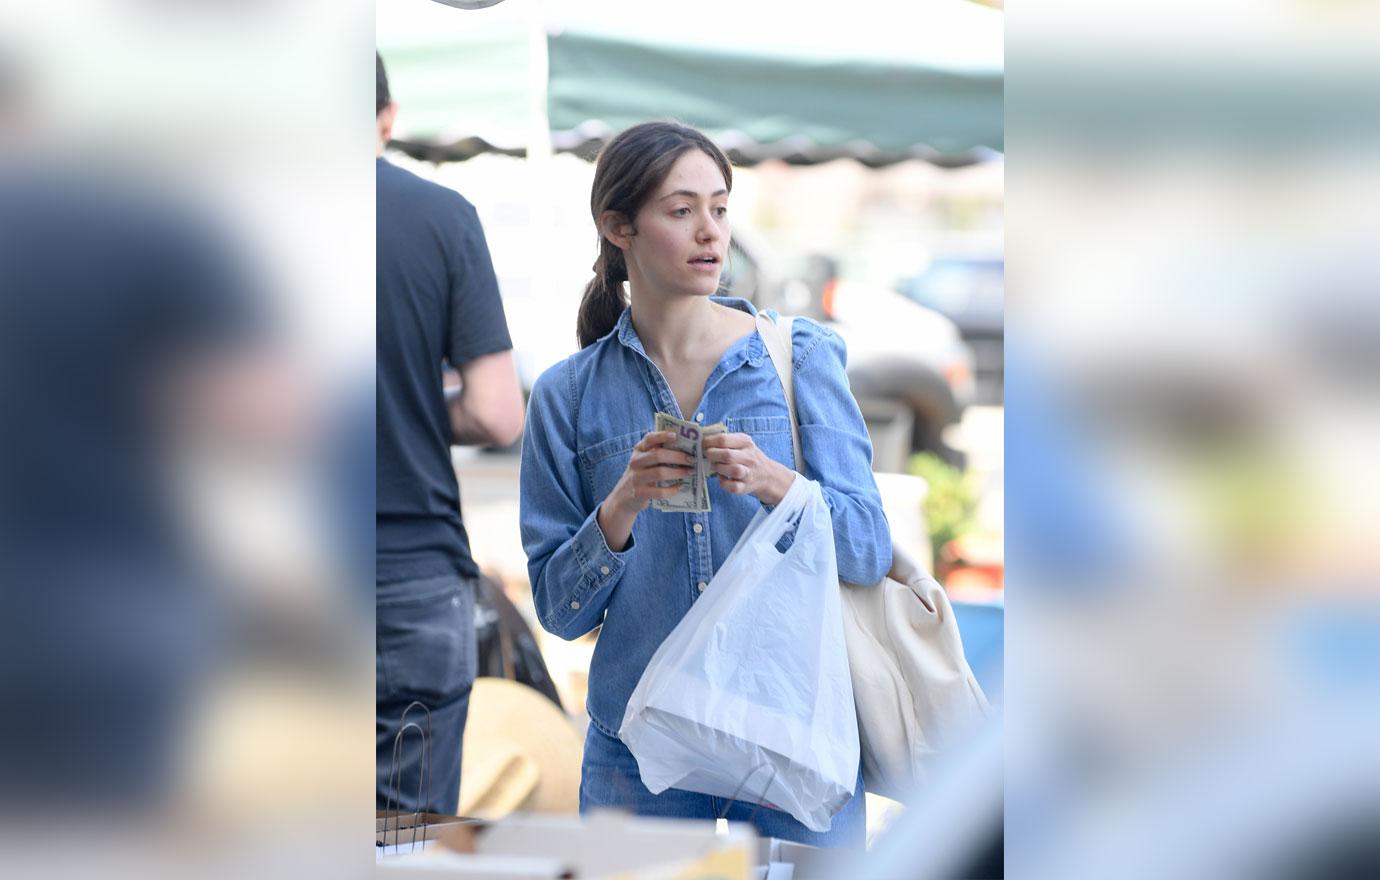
[{"x1": 519, "y1": 122, "x2": 890, "y2": 848}]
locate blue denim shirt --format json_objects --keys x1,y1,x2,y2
[{"x1": 519, "y1": 296, "x2": 891, "y2": 739}]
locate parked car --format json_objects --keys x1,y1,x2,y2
[
  {"x1": 722, "y1": 226, "x2": 974, "y2": 469},
  {"x1": 897, "y1": 256, "x2": 1003, "y2": 405}
]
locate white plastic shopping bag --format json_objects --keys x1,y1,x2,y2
[{"x1": 619, "y1": 476, "x2": 860, "y2": 832}]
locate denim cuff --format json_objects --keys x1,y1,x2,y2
[{"x1": 548, "y1": 508, "x2": 634, "y2": 630}]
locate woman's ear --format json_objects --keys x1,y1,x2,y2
[{"x1": 598, "y1": 210, "x2": 635, "y2": 251}]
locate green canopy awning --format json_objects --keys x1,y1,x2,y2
[
  {"x1": 376, "y1": 4, "x2": 532, "y2": 162},
  {"x1": 379, "y1": 0, "x2": 1002, "y2": 167}
]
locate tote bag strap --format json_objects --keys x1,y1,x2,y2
[
  {"x1": 757, "y1": 312, "x2": 919, "y2": 584},
  {"x1": 754, "y1": 313, "x2": 803, "y2": 471}
]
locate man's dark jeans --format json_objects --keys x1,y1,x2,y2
[{"x1": 376, "y1": 573, "x2": 476, "y2": 815}]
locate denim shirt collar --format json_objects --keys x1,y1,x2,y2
[{"x1": 612, "y1": 295, "x2": 768, "y2": 369}]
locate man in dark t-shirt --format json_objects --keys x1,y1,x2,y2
[{"x1": 375, "y1": 52, "x2": 523, "y2": 815}]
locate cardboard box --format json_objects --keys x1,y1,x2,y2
[
  {"x1": 374, "y1": 809, "x2": 757, "y2": 879},
  {"x1": 753, "y1": 838, "x2": 835, "y2": 880},
  {"x1": 377, "y1": 811, "x2": 486, "y2": 852}
]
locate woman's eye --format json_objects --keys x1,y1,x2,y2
[
  {"x1": 714, "y1": 206, "x2": 728, "y2": 217},
  {"x1": 672, "y1": 207, "x2": 690, "y2": 217}
]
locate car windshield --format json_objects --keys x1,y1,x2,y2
[{"x1": 902, "y1": 259, "x2": 1004, "y2": 326}]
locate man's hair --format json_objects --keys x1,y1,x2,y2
[{"x1": 376, "y1": 52, "x2": 391, "y2": 116}]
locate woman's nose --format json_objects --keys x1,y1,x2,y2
[{"x1": 696, "y1": 215, "x2": 720, "y2": 241}]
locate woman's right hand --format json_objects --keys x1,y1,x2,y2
[
  {"x1": 597, "y1": 430, "x2": 694, "y2": 552},
  {"x1": 605, "y1": 430, "x2": 696, "y2": 516}
]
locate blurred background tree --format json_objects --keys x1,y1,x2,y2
[{"x1": 909, "y1": 451, "x2": 979, "y2": 570}]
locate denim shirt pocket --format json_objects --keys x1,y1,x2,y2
[
  {"x1": 577, "y1": 430, "x2": 644, "y2": 509},
  {"x1": 725, "y1": 415, "x2": 796, "y2": 471}
]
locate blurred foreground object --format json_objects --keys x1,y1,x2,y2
[
  {"x1": 0, "y1": 157, "x2": 271, "y2": 806},
  {"x1": 378, "y1": 810, "x2": 758, "y2": 878},
  {"x1": 1008, "y1": 1, "x2": 1380, "y2": 876},
  {"x1": 0, "y1": 1, "x2": 373, "y2": 875}
]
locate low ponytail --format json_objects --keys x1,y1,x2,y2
[
  {"x1": 575, "y1": 121, "x2": 733, "y2": 349},
  {"x1": 577, "y1": 243, "x2": 628, "y2": 348}
]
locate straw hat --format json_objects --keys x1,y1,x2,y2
[{"x1": 458, "y1": 677, "x2": 584, "y2": 818}]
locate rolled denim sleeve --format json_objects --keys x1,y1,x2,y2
[
  {"x1": 519, "y1": 362, "x2": 633, "y2": 639},
  {"x1": 792, "y1": 320, "x2": 893, "y2": 584}
]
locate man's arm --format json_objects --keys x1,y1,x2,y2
[{"x1": 447, "y1": 349, "x2": 524, "y2": 447}]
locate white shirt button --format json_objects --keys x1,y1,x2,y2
[
  {"x1": 697, "y1": 582, "x2": 707, "y2": 592},
  {"x1": 695, "y1": 412, "x2": 704, "y2": 422},
  {"x1": 692, "y1": 523, "x2": 703, "y2": 534},
  {"x1": 570, "y1": 600, "x2": 580, "y2": 610},
  {"x1": 599, "y1": 565, "x2": 610, "y2": 576}
]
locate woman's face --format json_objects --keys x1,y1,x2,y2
[{"x1": 623, "y1": 149, "x2": 730, "y2": 300}]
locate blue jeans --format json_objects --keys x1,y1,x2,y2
[
  {"x1": 579, "y1": 722, "x2": 866, "y2": 849},
  {"x1": 376, "y1": 573, "x2": 477, "y2": 815}
]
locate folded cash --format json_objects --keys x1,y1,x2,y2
[{"x1": 651, "y1": 412, "x2": 726, "y2": 513}]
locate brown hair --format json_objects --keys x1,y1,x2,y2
[
  {"x1": 576, "y1": 121, "x2": 733, "y2": 349},
  {"x1": 376, "y1": 52, "x2": 390, "y2": 116}
]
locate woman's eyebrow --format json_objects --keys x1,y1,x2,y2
[{"x1": 658, "y1": 188, "x2": 729, "y2": 201}]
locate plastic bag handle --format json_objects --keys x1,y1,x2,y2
[{"x1": 731, "y1": 470, "x2": 813, "y2": 556}]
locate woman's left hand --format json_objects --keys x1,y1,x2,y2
[{"x1": 702, "y1": 432, "x2": 795, "y2": 506}]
